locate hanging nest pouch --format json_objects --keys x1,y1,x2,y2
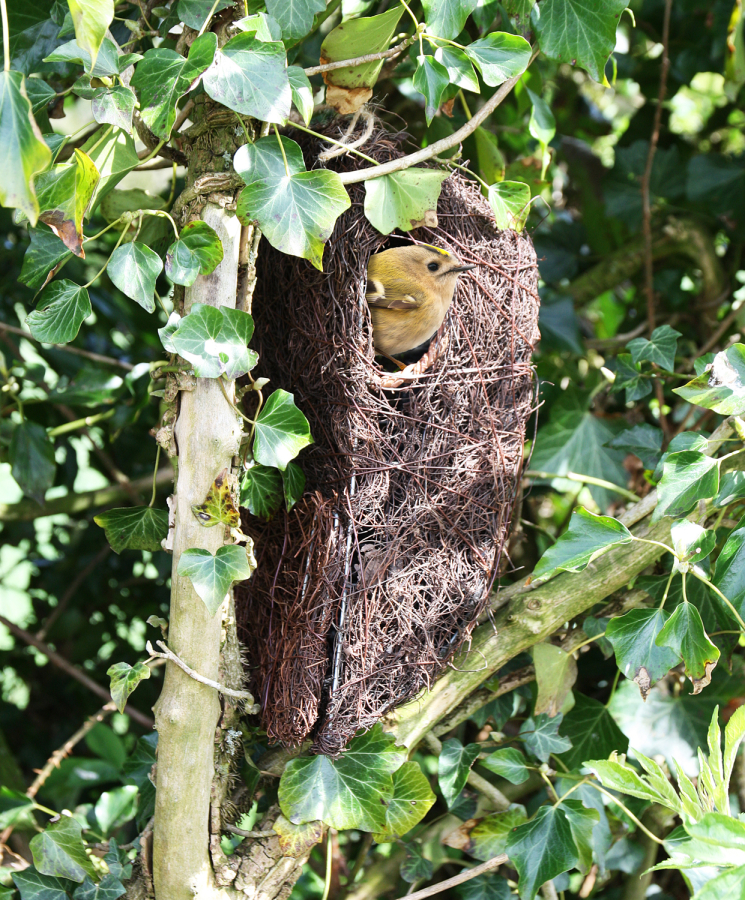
[{"x1": 235, "y1": 123, "x2": 540, "y2": 754}]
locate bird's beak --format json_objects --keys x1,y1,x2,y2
[{"x1": 450, "y1": 264, "x2": 477, "y2": 273}]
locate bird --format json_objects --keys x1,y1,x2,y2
[{"x1": 365, "y1": 244, "x2": 476, "y2": 369}]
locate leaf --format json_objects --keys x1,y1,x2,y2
[
  {"x1": 20, "y1": 226, "x2": 73, "y2": 291},
  {"x1": 26, "y1": 77, "x2": 57, "y2": 114},
  {"x1": 423, "y1": 0, "x2": 478, "y2": 39},
  {"x1": 627, "y1": 324, "x2": 681, "y2": 372},
  {"x1": 176, "y1": 0, "x2": 233, "y2": 30},
  {"x1": 237, "y1": 167, "x2": 350, "y2": 269},
  {"x1": 561, "y1": 798, "x2": 600, "y2": 875},
  {"x1": 652, "y1": 431, "x2": 709, "y2": 481},
  {"x1": 0, "y1": 71, "x2": 52, "y2": 225},
  {"x1": 253, "y1": 389, "x2": 313, "y2": 471},
  {"x1": 192, "y1": 468, "x2": 240, "y2": 528},
  {"x1": 106, "y1": 661, "x2": 151, "y2": 713},
  {"x1": 685, "y1": 811, "x2": 745, "y2": 861},
  {"x1": 474, "y1": 127, "x2": 505, "y2": 183},
  {"x1": 413, "y1": 55, "x2": 450, "y2": 124},
  {"x1": 724, "y1": 705, "x2": 745, "y2": 792},
  {"x1": 656, "y1": 601, "x2": 720, "y2": 693},
  {"x1": 165, "y1": 221, "x2": 224, "y2": 287},
  {"x1": 434, "y1": 46, "x2": 480, "y2": 92},
  {"x1": 372, "y1": 761, "x2": 436, "y2": 841},
  {"x1": 439, "y1": 739, "x2": 481, "y2": 808},
  {"x1": 240, "y1": 464, "x2": 284, "y2": 520},
  {"x1": 0, "y1": 787, "x2": 35, "y2": 829},
  {"x1": 81, "y1": 127, "x2": 139, "y2": 210},
  {"x1": 287, "y1": 66, "x2": 314, "y2": 126},
  {"x1": 481, "y1": 747, "x2": 530, "y2": 784},
  {"x1": 506, "y1": 805, "x2": 578, "y2": 900},
  {"x1": 714, "y1": 471, "x2": 745, "y2": 508},
  {"x1": 177, "y1": 545, "x2": 256, "y2": 616},
  {"x1": 693, "y1": 866, "x2": 745, "y2": 900},
  {"x1": 202, "y1": 33, "x2": 291, "y2": 124},
  {"x1": 532, "y1": 508, "x2": 633, "y2": 583},
  {"x1": 715, "y1": 515, "x2": 745, "y2": 625},
  {"x1": 265, "y1": 0, "x2": 326, "y2": 41},
  {"x1": 35, "y1": 149, "x2": 99, "y2": 257},
  {"x1": 13, "y1": 869, "x2": 76, "y2": 900},
  {"x1": 235, "y1": 12, "x2": 284, "y2": 42},
  {"x1": 93, "y1": 785, "x2": 138, "y2": 836},
  {"x1": 282, "y1": 462, "x2": 305, "y2": 513},
  {"x1": 131, "y1": 33, "x2": 217, "y2": 140},
  {"x1": 278, "y1": 724, "x2": 408, "y2": 832},
  {"x1": 465, "y1": 31, "x2": 532, "y2": 86},
  {"x1": 532, "y1": 0, "x2": 627, "y2": 83},
  {"x1": 94, "y1": 507, "x2": 168, "y2": 553},
  {"x1": 26, "y1": 279, "x2": 92, "y2": 344},
  {"x1": 611, "y1": 354, "x2": 652, "y2": 403},
  {"x1": 445, "y1": 806, "x2": 528, "y2": 861},
  {"x1": 107, "y1": 242, "x2": 163, "y2": 313},
  {"x1": 44, "y1": 38, "x2": 137, "y2": 79},
  {"x1": 605, "y1": 609, "x2": 680, "y2": 699},
  {"x1": 10, "y1": 420, "x2": 55, "y2": 505},
  {"x1": 234, "y1": 134, "x2": 306, "y2": 184},
  {"x1": 88, "y1": 84, "x2": 136, "y2": 133},
  {"x1": 585, "y1": 753, "x2": 680, "y2": 810},
  {"x1": 67, "y1": 0, "x2": 113, "y2": 68},
  {"x1": 556, "y1": 693, "x2": 629, "y2": 770},
  {"x1": 606, "y1": 424, "x2": 663, "y2": 471},
  {"x1": 527, "y1": 88, "x2": 556, "y2": 148},
  {"x1": 519, "y1": 712, "x2": 572, "y2": 762},
  {"x1": 455, "y1": 873, "x2": 511, "y2": 900},
  {"x1": 487, "y1": 181, "x2": 530, "y2": 231},
  {"x1": 169, "y1": 303, "x2": 258, "y2": 379},
  {"x1": 670, "y1": 521, "x2": 716, "y2": 569},
  {"x1": 401, "y1": 845, "x2": 433, "y2": 883},
  {"x1": 30, "y1": 815, "x2": 97, "y2": 882},
  {"x1": 652, "y1": 451, "x2": 719, "y2": 522},
  {"x1": 73, "y1": 875, "x2": 126, "y2": 900},
  {"x1": 674, "y1": 344, "x2": 745, "y2": 416},
  {"x1": 272, "y1": 815, "x2": 324, "y2": 857},
  {"x1": 363, "y1": 169, "x2": 448, "y2": 235},
  {"x1": 532, "y1": 642, "x2": 577, "y2": 716}
]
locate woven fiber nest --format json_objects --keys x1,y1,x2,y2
[{"x1": 235, "y1": 123, "x2": 540, "y2": 754}]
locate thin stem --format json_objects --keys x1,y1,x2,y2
[
  {"x1": 390, "y1": 855, "x2": 508, "y2": 900},
  {"x1": 553, "y1": 779, "x2": 589, "y2": 807},
  {"x1": 218, "y1": 376, "x2": 256, "y2": 425},
  {"x1": 633, "y1": 536, "x2": 676, "y2": 556},
  {"x1": 146, "y1": 641, "x2": 257, "y2": 701},
  {"x1": 83, "y1": 226, "x2": 128, "y2": 289},
  {"x1": 525, "y1": 470, "x2": 640, "y2": 503},
  {"x1": 137, "y1": 138, "x2": 167, "y2": 166},
  {"x1": 321, "y1": 830, "x2": 333, "y2": 900},
  {"x1": 657, "y1": 568, "x2": 675, "y2": 610},
  {"x1": 287, "y1": 120, "x2": 380, "y2": 165},
  {"x1": 588, "y1": 783, "x2": 666, "y2": 844},
  {"x1": 605, "y1": 668, "x2": 621, "y2": 707},
  {"x1": 84, "y1": 124, "x2": 114, "y2": 156},
  {"x1": 145, "y1": 208, "x2": 180, "y2": 240},
  {"x1": 273, "y1": 124, "x2": 291, "y2": 177},
  {"x1": 1, "y1": 0, "x2": 11, "y2": 72},
  {"x1": 84, "y1": 217, "x2": 124, "y2": 243},
  {"x1": 47, "y1": 408, "x2": 115, "y2": 437},
  {"x1": 571, "y1": 632, "x2": 605, "y2": 654},
  {"x1": 304, "y1": 31, "x2": 417, "y2": 76},
  {"x1": 149, "y1": 444, "x2": 161, "y2": 508},
  {"x1": 235, "y1": 113, "x2": 251, "y2": 146},
  {"x1": 690, "y1": 569, "x2": 745, "y2": 631},
  {"x1": 197, "y1": 0, "x2": 222, "y2": 36},
  {"x1": 166, "y1": 162, "x2": 178, "y2": 207},
  {"x1": 448, "y1": 160, "x2": 489, "y2": 192},
  {"x1": 459, "y1": 89, "x2": 472, "y2": 120}
]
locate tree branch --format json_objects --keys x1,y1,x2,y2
[
  {"x1": 134, "y1": 111, "x2": 188, "y2": 166},
  {"x1": 391, "y1": 855, "x2": 508, "y2": 900},
  {"x1": 304, "y1": 34, "x2": 418, "y2": 76}
]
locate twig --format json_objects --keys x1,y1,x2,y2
[
  {"x1": 525, "y1": 470, "x2": 639, "y2": 503},
  {"x1": 225, "y1": 824, "x2": 276, "y2": 839},
  {"x1": 173, "y1": 99, "x2": 194, "y2": 134},
  {"x1": 0, "y1": 614, "x2": 153, "y2": 728},
  {"x1": 304, "y1": 34, "x2": 417, "y2": 76},
  {"x1": 0, "y1": 323, "x2": 134, "y2": 370},
  {"x1": 391, "y1": 855, "x2": 508, "y2": 900},
  {"x1": 37, "y1": 544, "x2": 111, "y2": 640},
  {"x1": 146, "y1": 640, "x2": 260, "y2": 706},
  {"x1": 133, "y1": 111, "x2": 188, "y2": 166},
  {"x1": 421, "y1": 733, "x2": 510, "y2": 810}
]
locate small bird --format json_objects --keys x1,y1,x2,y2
[{"x1": 365, "y1": 244, "x2": 476, "y2": 368}]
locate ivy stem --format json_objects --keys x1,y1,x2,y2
[
  {"x1": 525, "y1": 470, "x2": 640, "y2": 503},
  {"x1": 47, "y1": 409, "x2": 115, "y2": 438},
  {"x1": 218, "y1": 376, "x2": 256, "y2": 426},
  {"x1": 458, "y1": 89, "x2": 473, "y2": 120},
  {"x1": 604, "y1": 668, "x2": 621, "y2": 707},
  {"x1": 84, "y1": 217, "x2": 124, "y2": 243},
  {"x1": 690, "y1": 568, "x2": 745, "y2": 631},
  {"x1": 588, "y1": 783, "x2": 666, "y2": 844},
  {"x1": 197, "y1": 0, "x2": 222, "y2": 36},
  {"x1": 448, "y1": 160, "x2": 489, "y2": 192},
  {"x1": 149, "y1": 444, "x2": 161, "y2": 508},
  {"x1": 553, "y1": 778, "x2": 589, "y2": 807},
  {"x1": 286, "y1": 120, "x2": 380, "y2": 166},
  {"x1": 137, "y1": 139, "x2": 167, "y2": 167},
  {"x1": 273, "y1": 124, "x2": 291, "y2": 177},
  {"x1": 570, "y1": 632, "x2": 605, "y2": 654},
  {"x1": 321, "y1": 829, "x2": 333, "y2": 900},
  {"x1": 83, "y1": 225, "x2": 128, "y2": 289},
  {"x1": 632, "y1": 536, "x2": 676, "y2": 556},
  {"x1": 658, "y1": 569, "x2": 676, "y2": 610},
  {"x1": 1, "y1": 0, "x2": 10, "y2": 72},
  {"x1": 145, "y1": 209, "x2": 180, "y2": 240},
  {"x1": 399, "y1": 0, "x2": 422, "y2": 53}
]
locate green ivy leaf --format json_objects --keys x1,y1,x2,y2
[
  {"x1": 527, "y1": 87, "x2": 556, "y2": 147},
  {"x1": 400, "y1": 845, "x2": 433, "y2": 883},
  {"x1": 605, "y1": 609, "x2": 680, "y2": 698},
  {"x1": 107, "y1": 242, "x2": 163, "y2": 312},
  {"x1": 265, "y1": 0, "x2": 325, "y2": 41},
  {"x1": 413, "y1": 55, "x2": 450, "y2": 124},
  {"x1": 235, "y1": 13, "x2": 284, "y2": 41},
  {"x1": 165, "y1": 220, "x2": 224, "y2": 287},
  {"x1": 656, "y1": 600, "x2": 720, "y2": 693},
  {"x1": 20, "y1": 226, "x2": 73, "y2": 291},
  {"x1": 585, "y1": 754, "x2": 681, "y2": 810},
  {"x1": 176, "y1": 0, "x2": 232, "y2": 30},
  {"x1": 455, "y1": 873, "x2": 511, "y2": 900},
  {"x1": 611, "y1": 353, "x2": 652, "y2": 403},
  {"x1": 287, "y1": 66, "x2": 314, "y2": 125},
  {"x1": 0, "y1": 787, "x2": 35, "y2": 829},
  {"x1": 627, "y1": 324, "x2": 681, "y2": 372},
  {"x1": 169, "y1": 303, "x2": 258, "y2": 379},
  {"x1": 177, "y1": 545, "x2": 255, "y2": 615},
  {"x1": 714, "y1": 471, "x2": 745, "y2": 508},
  {"x1": 487, "y1": 180, "x2": 530, "y2": 231},
  {"x1": 10, "y1": 420, "x2": 55, "y2": 504},
  {"x1": 0, "y1": 71, "x2": 52, "y2": 225},
  {"x1": 253, "y1": 390, "x2": 313, "y2": 470},
  {"x1": 606, "y1": 424, "x2": 663, "y2": 471},
  {"x1": 203, "y1": 33, "x2": 291, "y2": 123},
  {"x1": 30, "y1": 815, "x2": 97, "y2": 883},
  {"x1": 73, "y1": 78, "x2": 136, "y2": 133},
  {"x1": 532, "y1": 642, "x2": 577, "y2": 717},
  {"x1": 35, "y1": 148, "x2": 99, "y2": 257},
  {"x1": 272, "y1": 815, "x2": 324, "y2": 857},
  {"x1": 282, "y1": 462, "x2": 305, "y2": 512},
  {"x1": 131, "y1": 33, "x2": 217, "y2": 139},
  {"x1": 556, "y1": 693, "x2": 629, "y2": 770},
  {"x1": 506, "y1": 805, "x2": 578, "y2": 900},
  {"x1": 81, "y1": 127, "x2": 140, "y2": 210},
  {"x1": 93, "y1": 786, "x2": 138, "y2": 837},
  {"x1": 674, "y1": 344, "x2": 745, "y2": 415},
  {"x1": 532, "y1": 0, "x2": 627, "y2": 83},
  {"x1": 519, "y1": 713, "x2": 572, "y2": 762},
  {"x1": 107, "y1": 661, "x2": 151, "y2": 714},
  {"x1": 25, "y1": 77, "x2": 57, "y2": 114},
  {"x1": 532, "y1": 508, "x2": 632, "y2": 583},
  {"x1": 94, "y1": 507, "x2": 168, "y2": 553},
  {"x1": 434, "y1": 45, "x2": 479, "y2": 92},
  {"x1": 191, "y1": 468, "x2": 240, "y2": 528},
  {"x1": 670, "y1": 520, "x2": 716, "y2": 568},
  {"x1": 240, "y1": 463, "x2": 284, "y2": 520},
  {"x1": 652, "y1": 431, "x2": 708, "y2": 482},
  {"x1": 44, "y1": 38, "x2": 130, "y2": 79},
  {"x1": 234, "y1": 134, "x2": 306, "y2": 184},
  {"x1": 26, "y1": 279, "x2": 92, "y2": 344},
  {"x1": 67, "y1": 0, "x2": 114, "y2": 69},
  {"x1": 481, "y1": 747, "x2": 530, "y2": 785},
  {"x1": 278, "y1": 724, "x2": 408, "y2": 832},
  {"x1": 363, "y1": 168, "x2": 448, "y2": 235},
  {"x1": 693, "y1": 866, "x2": 745, "y2": 900},
  {"x1": 474, "y1": 127, "x2": 505, "y2": 183},
  {"x1": 713, "y1": 513, "x2": 745, "y2": 623},
  {"x1": 459, "y1": 806, "x2": 528, "y2": 861},
  {"x1": 423, "y1": 0, "x2": 478, "y2": 39},
  {"x1": 652, "y1": 451, "x2": 719, "y2": 522},
  {"x1": 439, "y1": 739, "x2": 481, "y2": 808},
  {"x1": 73, "y1": 874, "x2": 126, "y2": 900},
  {"x1": 372, "y1": 761, "x2": 437, "y2": 841},
  {"x1": 13, "y1": 869, "x2": 76, "y2": 900},
  {"x1": 561, "y1": 798, "x2": 600, "y2": 875},
  {"x1": 465, "y1": 31, "x2": 532, "y2": 86}
]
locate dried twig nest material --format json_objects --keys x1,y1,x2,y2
[{"x1": 235, "y1": 123, "x2": 540, "y2": 754}]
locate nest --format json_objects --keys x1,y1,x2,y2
[{"x1": 235, "y1": 123, "x2": 540, "y2": 754}]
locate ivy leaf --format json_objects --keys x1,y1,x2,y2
[
  {"x1": 481, "y1": 747, "x2": 530, "y2": 785},
  {"x1": 627, "y1": 324, "x2": 681, "y2": 372},
  {"x1": 693, "y1": 866, "x2": 745, "y2": 900},
  {"x1": 265, "y1": 0, "x2": 326, "y2": 42},
  {"x1": 363, "y1": 169, "x2": 448, "y2": 235},
  {"x1": 713, "y1": 513, "x2": 745, "y2": 623},
  {"x1": 240, "y1": 464, "x2": 284, "y2": 520},
  {"x1": 35, "y1": 148, "x2": 99, "y2": 257},
  {"x1": 445, "y1": 806, "x2": 528, "y2": 861},
  {"x1": 25, "y1": 77, "x2": 57, "y2": 115},
  {"x1": 191, "y1": 468, "x2": 240, "y2": 528},
  {"x1": 670, "y1": 520, "x2": 716, "y2": 569},
  {"x1": 203, "y1": 34, "x2": 291, "y2": 124},
  {"x1": 177, "y1": 545, "x2": 255, "y2": 616},
  {"x1": 253, "y1": 389, "x2": 313, "y2": 471},
  {"x1": 434, "y1": 46, "x2": 480, "y2": 92},
  {"x1": 527, "y1": 88, "x2": 555, "y2": 148},
  {"x1": 0, "y1": 71, "x2": 52, "y2": 225},
  {"x1": 282, "y1": 462, "x2": 305, "y2": 512},
  {"x1": 585, "y1": 754, "x2": 681, "y2": 809},
  {"x1": 73, "y1": 875, "x2": 126, "y2": 900},
  {"x1": 656, "y1": 600, "x2": 720, "y2": 693},
  {"x1": 93, "y1": 786, "x2": 138, "y2": 837},
  {"x1": 278, "y1": 724, "x2": 408, "y2": 832},
  {"x1": 561, "y1": 799, "x2": 600, "y2": 875},
  {"x1": 652, "y1": 451, "x2": 719, "y2": 522},
  {"x1": 506, "y1": 805, "x2": 578, "y2": 900},
  {"x1": 423, "y1": 0, "x2": 478, "y2": 39},
  {"x1": 455, "y1": 873, "x2": 511, "y2": 900},
  {"x1": 519, "y1": 713, "x2": 572, "y2": 762},
  {"x1": 439, "y1": 739, "x2": 481, "y2": 808},
  {"x1": 465, "y1": 32, "x2": 532, "y2": 86},
  {"x1": 715, "y1": 471, "x2": 745, "y2": 508},
  {"x1": 652, "y1": 431, "x2": 708, "y2": 481},
  {"x1": 107, "y1": 242, "x2": 163, "y2": 313},
  {"x1": 606, "y1": 424, "x2": 663, "y2": 471},
  {"x1": 234, "y1": 134, "x2": 305, "y2": 184},
  {"x1": 20, "y1": 226, "x2": 73, "y2": 291},
  {"x1": 81, "y1": 127, "x2": 139, "y2": 210},
  {"x1": 13, "y1": 869, "x2": 76, "y2": 900},
  {"x1": 532, "y1": 0, "x2": 627, "y2": 83},
  {"x1": 74, "y1": 80, "x2": 136, "y2": 133},
  {"x1": 165, "y1": 220, "x2": 224, "y2": 287},
  {"x1": 26, "y1": 279, "x2": 92, "y2": 344},
  {"x1": 131, "y1": 33, "x2": 217, "y2": 140},
  {"x1": 0, "y1": 787, "x2": 35, "y2": 829},
  {"x1": 176, "y1": 0, "x2": 232, "y2": 30},
  {"x1": 487, "y1": 181, "x2": 530, "y2": 231},
  {"x1": 67, "y1": 0, "x2": 114, "y2": 69},
  {"x1": 107, "y1": 661, "x2": 151, "y2": 714},
  {"x1": 44, "y1": 38, "x2": 131, "y2": 79},
  {"x1": 674, "y1": 344, "x2": 745, "y2": 415},
  {"x1": 532, "y1": 642, "x2": 577, "y2": 717},
  {"x1": 611, "y1": 354, "x2": 652, "y2": 403},
  {"x1": 413, "y1": 55, "x2": 450, "y2": 124},
  {"x1": 605, "y1": 609, "x2": 680, "y2": 699},
  {"x1": 237, "y1": 168, "x2": 350, "y2": 270},
  {"x1": 287, "y1": 66, "x2": 314, "y2": 125},
  {"x1": 401, "y1": 845, "x2": 433, "y2": 883},
  {"x1": 556, "y1": 694, "x2": 629, "y2": 770},
  {"x1": 271, "y1": 815, "x2": 323, "y2": 857},
  {"x1": 10, "y1": 420, "x2": 55, "y2": 505},
  {"x1": 30, "y1": 815, "x2": 97, "y2": 883},
  {"x1": 532, "y1": 508, "x2": 633, "y2": 583},
  {"x1": 235, "y1": 12, "x2": 284, "y2": 41},
  {"x1": 169, "y1": 303, "x2": 258, "y2": 379},
  {"x1": 94, "y1": 507, "x2": 168, "y2": 553},
  {"x1": 372, "y1": 761, "x2": 437, "y2": 841}
]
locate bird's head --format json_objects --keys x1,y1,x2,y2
[{"x1": 382, "y1": 244, "x2": 477, "y2": 296}]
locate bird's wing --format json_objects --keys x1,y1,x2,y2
[{"x1": 365, "y1": 278, "x2": 425, "y2": 309}]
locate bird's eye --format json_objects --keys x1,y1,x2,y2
[{"x1": 427, "y1": 262, "x2": 439, "y2": 272}]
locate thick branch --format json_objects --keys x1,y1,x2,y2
[{"x1": 133, "y1": 111, "x2": 188, "y2": 166}]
